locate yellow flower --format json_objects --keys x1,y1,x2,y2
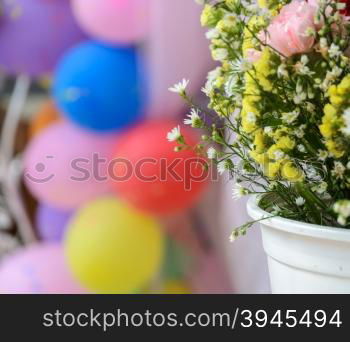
[
  {"x1": 320, "y1": 74, "x2": 350, "y2": 159},
  {"x1": 330, "y1": 95, "x2": 345, "y2": 106},
  {"x1": 281, "y1": 161, "x2": 304, "y2": 182},
  {"x1": 325, "y1": 140, "x2": 344, "y2": 158},
  {"x1": 258, "y1": 0, "x2": 268, "y2": 8},
  {"x1": 254, "y1": 48, "x2": 275, "y2": 91},
  {"x1": 276, "y1": 136, "x2": 295, "y2": 150},
  {"x1": 253, "y1": 129, "x2": 265, "y2": 153},
  {"x1": 319, "y1": 121, "x2": 333, "y2": 139},
  {"x1": 324, "y1": 103, "x2": 337, "y2": 118},
  {"x1": 200, "y1": 4, "x2": 222, "y2": 27},
  {"x1": 267, "y1": 145, "x2": 283, "y2": 160},
  {"x1": 264, "y1": 160, "x2": 282, "y2": 179},
  {"x1": 250, "y1": 150, "x2": 264, "y2": 164}
]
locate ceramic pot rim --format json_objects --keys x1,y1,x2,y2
[{"x1": 247, "y1": 195, "x2": 350, "y2": 243}]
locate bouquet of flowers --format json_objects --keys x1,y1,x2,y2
[{"x1": 169, "y1": 0, "x2": 350, "y2": 239}]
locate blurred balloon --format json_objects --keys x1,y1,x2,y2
[
  {"x1": 162, "y1": 280, "x2": 192, "y2": 294},
  {"x1": 64, "y1": 197, "x2": 164, "y2": 293},
  {"x1": 23, "y1": 121, "x2": 116, "y2": 209},
  {"x1": 110, "y1": 121, "x2": 209, "y2": 215},
  {"x1": 53, "y1": 42, "x2": 146, "y2": 132},
  {"x1": 29, "y1": 100, "x2": 61, "y2": 138},
  {"x1": 0, "y1": 244, "x2": 86, "y2": 294},
  {"x1": 36, "y1": 203, "x2": 73, "y2": 242},
  {"x1": 0, "y1": 0, "x2": 85, "y2": 76},
  {"x1": 71, "y1": 0, "x2": 150, "y2": 44}
]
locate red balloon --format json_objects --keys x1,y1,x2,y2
[{"x1": 110, "y1": 121, "x2": 209, "y2": 215}]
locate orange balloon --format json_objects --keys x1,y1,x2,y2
[{"x1": 29, "y1": 100, "x2": 61, "y2": 137}]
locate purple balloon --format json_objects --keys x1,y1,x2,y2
[
  {"x1": 36, "y1": 203, "x2": 73, "y2": 242},
  {"x1": 0, "y1": 0, "x2": 85, "y2": 76}
]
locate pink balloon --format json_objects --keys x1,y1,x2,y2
[
  {"x1": 23, "y1": 121, "x2": 117, "y2": 210},
  {"x1": 0, "y1": 244, "x2": 87, "y2": 294},
  {"x1": 71, "y1": 0, "x2": 150, "y2": 44},
  {"x1": 146, "y1": 0, "x2": 213, "y2": 118}
]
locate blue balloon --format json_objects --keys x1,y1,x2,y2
[{"x1": 53, "y1": 41, "x2": 147, "y2": 132}]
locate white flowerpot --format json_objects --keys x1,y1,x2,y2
[{"x1": 247, "y1": 196, "x2": 350, "y2": 294}]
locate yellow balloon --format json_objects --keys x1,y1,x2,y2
[
  {"x1": 162, "y1": 280, "x2": 192, "y2": 294},
  {"x1": 64, "y1": 197, "x2": 164, "y2": 294}
]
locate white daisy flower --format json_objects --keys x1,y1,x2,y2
[
  {"x1": 282, "y1": 110, "x2": 299, "y2": 124},
  {"x1": 334, "y1": 201, "x2": 350, "y2": 218},
  {"x1": 320, "y1": 37, "x2": 328, "y2": 49},
  {"x1": 184, "y1": 108, "x2": 202, "y2": 128},
  {"x1": 167, "y1": 126, "x2": 181, "y2": 142},
  {"x1": 201, "y1": 84, "x2": 211, "y2": 96},
  {"x1": 332, "y1": 161, "x2": 346, "y2": 179},
  {"x1": 334, "y1": 200, "x2": 350, "y2": 226},
  {"x1": 231, "y1": 57, "x2": 252, "y2": 73},
  {"x1": 217, "y1": 160, "x2": 232, "y2": 175},
  {"x1": 312, "y1": 182, "x2": 328, "y2": 194},
  {"x1": 306, "y1": 102, "x2": 316, "y2": 113},
  {"x1": 207, "y1": 147, "x2": 217, "y2": 160},
  {"x1": 232, "y1": 183, "x2": 248, "y2": 200},
  {"x1": 205, "y1": 28, "x2": 220, "y2": 40},
  {"x1": 338, "y1": 216, "x2": 347, "y2": 226},
  {"x1": 295, "y1": 124, "x2": 306, "y2": 138},
  {"x1": 225, "y1": 74, "x2": 239, "y2": 97},
  {"x1": 328, "y1": 43, "x2": 342, "y2": 59},
  {"x1": 293, "y1": 92, "x2": 307, "y2": 104},
  {"x1": 277, "y1": 63, "x2": 288, "y2": 78},
  {"x1": 330, "y1": 66, "x2": 342, "y2": 78},
  {"x1": 295, "y1": 197, "x2": 305, "y2": 206},
  {"x1": 169, "y1": 79, "x2": 189, "y2": 94},
  {"x1": 297, "y1": 144, "x2": 306, "y2": 153},
  {"x1": 341, "y1": 108, "x2": 350, "y2": 136},
  {"x1": 318, "y1": 149, "x2": 328, "y2": 161},
  {"x1": 264, "y1": 126, "x2": 273, "y2": 135},
  {"x1": 212, "y1": 48, "x2": 228, "y2": 61}
]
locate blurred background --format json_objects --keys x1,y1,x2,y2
[{"x1": 0, "y1": 0, "x2": 269, "y2": 294}]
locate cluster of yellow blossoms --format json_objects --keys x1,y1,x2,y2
[
  {"x1": 241, "y1": 16, "x2": 303, "y2": 181},
  {"x1": 242, "y1": 48, "x2": 304, "y2": 181},
  {"x1": 199, "y1": 0, "x2": 350, "y2": 185},
  {"x1": 201, "y1": 0, "x2": 304, "y2": 182},
  {"x1": 320, "y1": 75, "x2": 350, "y2": 158}
]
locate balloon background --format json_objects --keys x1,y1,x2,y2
[
  {"x1": 0, "y1": 0, "x2": 85, "y2": 76},
  {"x1": 0, "y1": 0, "x2": 232, "y2": 294},
  {"x1": 53, "y1": 42, "x2": 147, "y2": 132}
]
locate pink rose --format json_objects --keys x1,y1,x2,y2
[{"x1": 262, "y1": 0, "x2": 317, "y2": 57}]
